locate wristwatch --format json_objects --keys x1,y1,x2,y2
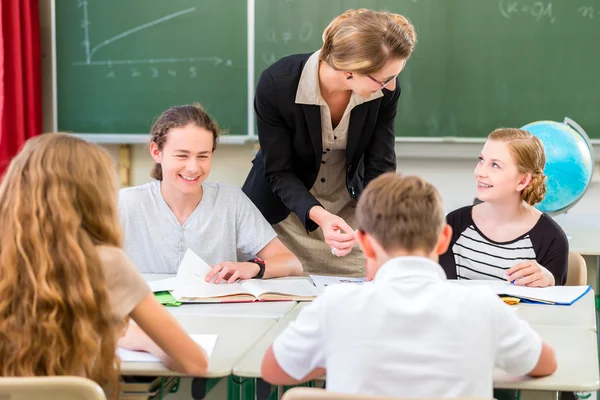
[{"x1": 248, "y1": 257, "x2": 266, "y2": 279}]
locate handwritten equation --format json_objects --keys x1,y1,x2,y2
[
  {"x1": 499, "y1": 1, "x2": 555, "y2": 22},
  {"x1": 500, "y1": 0, "x2": 600, "y2": 22},
  {"x1": 73, "y1": 57, "x2": 233, "y2": 80},
  {"x1": 73, "y1": 2, "x2": 234, "y2": 80},
  {"x1": 261, "y1": 22, "x2": 314, "y2": 66},
  {"x1": 104, "y1": 65, "x2": 198, "y2": 80},
  {"x1": 578, "y1": 5, "x2": 600, "y2": 19}
]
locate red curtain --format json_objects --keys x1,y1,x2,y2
[{"x1": 0, "y1": 0, "x2": 42, "y2": 175}]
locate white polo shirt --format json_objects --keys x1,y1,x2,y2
[{"x1": 272, "y1": 256, "x2": 542, "y2": 398}]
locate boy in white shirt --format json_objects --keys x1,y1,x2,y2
[{"x1": 261, "y1": 172, "x2": 557, "y2": 397}]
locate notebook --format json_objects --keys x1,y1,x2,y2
[
  {"x1": 169, "y1": 249, "x2": 320, "y2": 303},
  {"x1": 153, "y1": 291, "x2": 182, "y2": 307},
  {"x1": 452, "y1": 280, "x2": 591, "y2": 306}
]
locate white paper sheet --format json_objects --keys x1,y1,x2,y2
[
  {"x1": 148, "y1": 277, "x2": 179, "y2": 293},
  {"x1": 117, "y1": 334, "x2": 218, "y2": 363},
  {"x1": 309, "y1": 274, "x2": 366, "y2": 289},
  {"x1": 170, "y1": 249, "x2": 245, "y2": 299}
]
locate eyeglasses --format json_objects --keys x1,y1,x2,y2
[{"x1": 365, "y1": 74, "x2": 396, "y2": 89}]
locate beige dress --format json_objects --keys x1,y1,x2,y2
[
  {"x1": 273, "y1": 51, "x2": 383, "y2": 277},
  {"x1": 97, "y1": 245, "x2": 150, "y2": 320}
]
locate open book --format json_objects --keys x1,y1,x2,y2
[
  {"x1": 169, "y1": 249, "x2": 320, "y2": 303},
  {"x1": 452, "y1": 280, "x2": 591, "y2": 306}
]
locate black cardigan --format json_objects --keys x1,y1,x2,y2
[{"x1": 242, "y1": 52, "x2": 400, "y2": 232}]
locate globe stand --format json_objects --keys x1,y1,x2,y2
[
  {"x1": 560, "y1": 118, "x2": 600, "y2": 312},
  {"x1": 546, "y1": 117, "x2": 596, "y2": 216},
  {"x1": 525, "y1": 117, "x2": 598, "y2": 311}
]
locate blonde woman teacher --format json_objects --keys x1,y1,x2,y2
[{"x1": 242, "y1": 9, "x2": 416, "y2": 277}]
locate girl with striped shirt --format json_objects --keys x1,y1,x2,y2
[{"x1": 440, "y1": 128, "x2": 568, "y2": 287}]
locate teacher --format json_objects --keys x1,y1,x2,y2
[{"x1": 242, "y1": 9, "x2": 416, "y2": 277}]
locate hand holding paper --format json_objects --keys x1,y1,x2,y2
[{"x1": 206, "y1": 261, "x2": 260, "y2": 284}]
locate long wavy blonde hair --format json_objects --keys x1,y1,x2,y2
[{"x1": 0, "y1": 133, "x2": 124, "y2": 398}]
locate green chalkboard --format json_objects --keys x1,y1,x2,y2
[
  {"x1": 255, "y1": 0, "x2": 600, "y2": 139},
  {"x1": 56, "y1": 0, "x2": 247, "y2": 136},
  {"x1": 56, "y1": 0, "x2": 600, "y2": 139}
]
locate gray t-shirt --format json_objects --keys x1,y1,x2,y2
[{"x1": 119, "y1": 180, "x2": 277, "y2": 273}]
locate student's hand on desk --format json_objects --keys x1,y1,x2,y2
[
  {"x1": 506, "y1": 261, "x2": 554, "y2": 287},
  {"x1": 206, "y1": 262, "x2": 261, "y2": 284}
]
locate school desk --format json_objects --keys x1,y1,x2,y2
[
  {"x1": 494, "y1": 326, "x2": 599, "y2": 395},
  {"x1": 515, "y1": 289, "x2": 596, "y2": 331},
  {"x1": 231, "y1": 305, "x2": 599, "y2": 399},
  {"x1": 232, "y1": 302, "x2": 309, "y2": 379},
  {"x1": 120, "y1": 315, "x2": 276, "y2": 378},
  {"x1": 554, "y1": 213, "x2": 600, "y2": 310},
  {"x1": 233, "y1": 302, "x2": 310, "y2": 400}
]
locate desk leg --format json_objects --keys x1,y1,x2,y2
[
  {"x1": 228, "y1": 376, "x2": 243, "y2": 400},
  {"x1": 191, "y1": 378, "x2": 207, "y2": 400},
  {"x1": 242, "y1": 378, "x2": 255, "y2": 400},
  {"x1": 255, "y1": 378, "x2": 271, "y2": 400}
]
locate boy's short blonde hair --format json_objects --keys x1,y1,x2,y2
[{"x1": 356, "y1": 173, "x2": 445, "y2": 253}]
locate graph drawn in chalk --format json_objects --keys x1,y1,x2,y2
[{"x1": 73, "y1": 1, "x2": 232, "y2": 67}]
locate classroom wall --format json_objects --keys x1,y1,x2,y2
[{"x1": 96, "y1": 142, "x2": 598, "y2": 214}]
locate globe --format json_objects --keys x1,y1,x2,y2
[{"x1": 521, "y1": 118, "x2": 595, "y2": 215}]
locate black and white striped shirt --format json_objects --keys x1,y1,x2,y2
[{"x1": 439, "y1": 206, "x2": 569, "y2": 285}]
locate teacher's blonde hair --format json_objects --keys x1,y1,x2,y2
[{"x1": 320, "y1": 9, "x2": 417, "y2": 75}]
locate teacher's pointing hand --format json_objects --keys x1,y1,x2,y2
[{"x1": 310, "y1": 206, "x2": 355, "y2": 257}]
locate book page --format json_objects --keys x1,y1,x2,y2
[
  {"x1": 171, "y1": 249, "x2": 250, "y2": 300},
  {"x1": 241, "y1": 279, "x2": 321, "y2": 299},
  {"x1": 174, "y1": 248, "x2": 213, "y2": 281},
  {"x1": 117, "y1": 334, "x2": 218, "y2": 362}
]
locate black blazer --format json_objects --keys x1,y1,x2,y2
[{"x1": 242, "y1": 52, "x2": 400, "y2": 232}]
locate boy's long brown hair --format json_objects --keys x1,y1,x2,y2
[{"x1": 0, "y1": 133, "x2": 124, "y2": 398}]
